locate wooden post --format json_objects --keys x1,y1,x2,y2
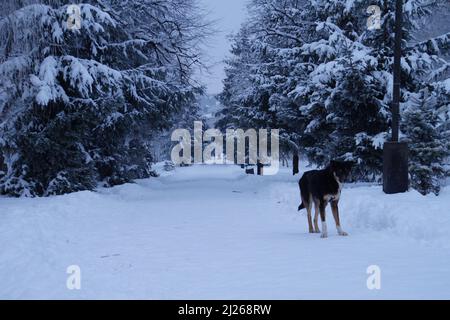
[
  {"x1": 293, "y1": 153, "x2": 299, "y2": 175},
  {"x1": 257, "y1": 160, "x2": 263, "y2": 176}
]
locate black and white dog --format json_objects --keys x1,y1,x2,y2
[{"x1": 298, "y1": 161, "x2": 353, "y2": 238}]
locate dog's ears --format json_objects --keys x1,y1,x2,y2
[
  {"x1": 346, "y1": 161, "x2": 356, "y2": 168},
  {"x1": 343, "y1": 161, "x2": 352, "y2": 167},
  {"x1": 329, "y1": 160, "x2": 339, "y2": 171}
]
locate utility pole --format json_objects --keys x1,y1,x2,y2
[
  {"x1": 391, "y1": 0, "x2": 402, "y2": 142},
  {"x1": 383, "y1": 0, "x2": 409, "y2": 194}
]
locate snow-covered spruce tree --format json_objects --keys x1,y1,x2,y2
[
  {"x1": 293, "y1": 0, "x2": 449, "y2": 180},
  {"x1": 217, "y1": 25, "x2": 259, "y2": 131},
  {"x1": 289, "y1": 0, "x2": 390, "y2": 174},
  {"x1": 401, "y1": 89, "x2": 449, "y2": 195},
  {"x1": 322, "y1": 45, "x2": 390, "y2": 180},
  {"x1": 247, "y1": 0, "x2": 313, "y2": 159},
  {"x1": 401, "y1": 2, "x2": 450, "y2": 193},
  {"x1": 0, "y1": 0, "x2": 208, "y2": 196},
  {"x1": 217, "y1": 0, "x2": 312, "y2": 161}
]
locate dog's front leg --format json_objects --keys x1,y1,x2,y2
[
  {"x1": 319, "y1": 200, "x2": 328, "y2": 238},
  {"x1": 331, "y1": 200, "x2": 348, "y2": 236}
]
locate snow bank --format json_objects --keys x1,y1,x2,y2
[{"x1": 266, "y1": 171, "x2": 450, "y2": 250}]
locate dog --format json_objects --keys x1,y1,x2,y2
[{"x1": 298, "y1": 161, "x2": 353, "y2": 238}]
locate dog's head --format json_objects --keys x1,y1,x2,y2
[{"x1": 329, "y1": 160, "x2": 354, "y2": 182}]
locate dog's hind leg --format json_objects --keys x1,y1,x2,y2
[
  {"x1": 305, "y1": 197, "x2": 314, "y2": 234},
  {"x1": 331, "y1": 200, "x2": 348, "y2": 236},
  {"x1": 319, "y1": 200, "x2": 328, "y2": 238}
]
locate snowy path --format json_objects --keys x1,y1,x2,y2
[{"x1": 1, "y1": 165, "x2": 450, "y2": 299}]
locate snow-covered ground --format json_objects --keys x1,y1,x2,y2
[{"x1": 1, "y1": 164, "x2": 450, "y2": 299}]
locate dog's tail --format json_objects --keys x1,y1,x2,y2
[{"x1": 298, "y1": 175, "x2": 309, "y2": 211}]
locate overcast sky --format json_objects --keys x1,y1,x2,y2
[{"x1": 197, "y1": 0, "x2": 248, "y2": 95}]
